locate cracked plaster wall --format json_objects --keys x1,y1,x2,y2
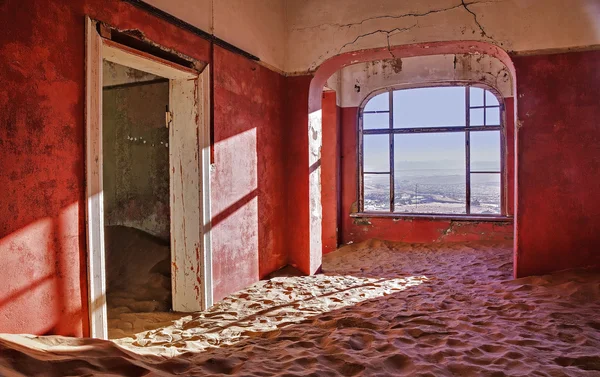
[
  {"x1": 121, "y1": 0, "x2": 600, "y2": 74},
  {"x1": 328, "y1": 53, "x2": 513, "y2": 108},
  {"x1": 285, "y1": 0, "x2": 600, "y2": 73},
  {"x1": 0, "y1": 0, "x2": 291, "y2": 336}
]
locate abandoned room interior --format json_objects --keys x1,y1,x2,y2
[{"x1": 1, "y1": 0, "x2": 599, "y2": 375}]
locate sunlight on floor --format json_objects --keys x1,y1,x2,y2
[
  {"x1": 1, "y1": 240, "x2": 600, "y2": 376},
  {"x1": 118, "y1": 274, "x2": 427, "y2": 356}
]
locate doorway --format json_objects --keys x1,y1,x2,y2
[
  {"x1": 102, "y1": 61, "x2": 172, "y2": 337},
  {"x1": 85, "y1": 18, "x2": 212, "y2": 339}
]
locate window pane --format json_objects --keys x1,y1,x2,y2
[
  {"x1": 363, "y1": 112, "x2": 389, "y2": 130},
  {"x1": 485, "y1": 90, "x2": 500, "y2": 106},
  {"x1": 486, "y1": 107, "x2": 500, "y2": 125},
  {"x1": 364, "y1": 92, "x2": 389, "y2": 112},
  {"x1": 470, "y1": 131, "x2": 501, "y2": 172},
  {"x1": 393, "y1": 87, "x2": 465, "y2": 128},
  {"x1": 470, "y1": 173, "x2": 501, "y2": 214},
  {"x1": 394, "y1": 133, "x2": 466, "y2": 214},
  {"x1": 470, "y1": 108, "x2": 484, "y2": 126},
  {"x1": 470, "y1": 87, "x2": 484, "y2": 107},
  {"x1": 364, "y1": 174, "x2": 390, "y2": 211},
  {"x1": 363, "y1": 134, "x2": 389, "y2": 172}
]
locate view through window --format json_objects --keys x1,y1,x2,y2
[{"x1": 360, "y1": 86, "x2": 503, "y2": 215}]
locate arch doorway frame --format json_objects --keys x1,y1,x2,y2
[{"x1": 302, "y1": 41, "x2": 517, "y2": 277}]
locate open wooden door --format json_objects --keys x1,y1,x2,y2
[{"x1": 169, "y1": 75, "x2": 212, "y2": 312}]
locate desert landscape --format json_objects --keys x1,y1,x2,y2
[
  {"x1": 363, "y1": 170, "x2": 501, "y2": 215},
  {"x1": 1, "y1": 239, "x2": 599, "y2": 376}
]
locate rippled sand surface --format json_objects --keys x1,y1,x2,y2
[{"x1": 1, "y1": 240, "x2": 600, "y2": 376}]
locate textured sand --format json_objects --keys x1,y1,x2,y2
[
  {"x1": 1, "y1": 239, "x2": 600, "y2": 376},
  {"x1": 104, "y1": 226, "x2": 183, "y2": 338}
]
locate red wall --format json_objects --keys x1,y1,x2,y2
[
  {"x1": 0, "y1": 0, "x2": 287, "y2": 335},
  {"x1": 338, "y1": 106, "x2": 514, "y2": 246},
  {"x1": 211, "y1": 46, "x2": 287, "y2": 301},
  {"x1": 2, "y1": 0, "x2": 597, "y2": 337},
  {"x1": 514, "y1": 50, "x2": 600, "y2": 277},
  {"x1": 284, "y1": 76, "x2": 313, "y2": 273}
]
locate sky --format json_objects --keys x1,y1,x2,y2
[{"x1": 363, "y1": 86, "x2": 501, "y2": 174}]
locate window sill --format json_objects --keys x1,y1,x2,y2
[{"x1": 350, "y1": 212, "x2": 513, "y2": 222}]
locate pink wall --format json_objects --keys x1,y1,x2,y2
[
  {"x1": 211, "y1": 46, "x2": 287, "y2": 301},
  {"x1": 1, "y1": 0, "x2": 598, "y2": 336},
  {"x1": 0, "y1": 0, "x2": 288, "y2": 335},
  {"x1": 284, "y1": 76, "x2": 313, "y2": 273},
  {"x1": 514, "y1": 50, "x2": 600, "y2": 277},
  {"x1": 0, "y1": 0, "x2": 212, "y2": 337}
]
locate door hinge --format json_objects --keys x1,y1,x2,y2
[{"x1": 165, "y1": 105, "x2": 173, "y2": 128}]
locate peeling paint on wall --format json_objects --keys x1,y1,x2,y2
[
  {"x1": 327, "y1": 53, "x2": 512, "y2": 108},
  {"x1": 286, "y1": 0, "x2": 600, "y2": 73}
]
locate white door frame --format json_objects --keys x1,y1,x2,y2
[{"x1": 85, "y1": 17, "x2": 212, "y2": 339}]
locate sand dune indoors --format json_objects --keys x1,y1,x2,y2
[{"x1": 1, "y1": 240, "x2": 599, "y2": 376}]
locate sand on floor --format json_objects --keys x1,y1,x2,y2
[
  {"x1": 1, "y1": 239, "x2": 600, "y2": 376},
  {"x1": 104, "y1": 225, "x2": 184, "y2": 339}
]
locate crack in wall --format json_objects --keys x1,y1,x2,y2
[
  {"x1": 292, "y1": 1, "x2": 500, "y2": 33},
  {"x1": 337, "y1": 24, "x2": 418, "y2": 55},
  {"x1": 386, "y1": 34, "x2": 395, "y2": 59},
  {"x1": 461, "y1": 0, "x2": 493, "y2": 39},
  {"x1": 307, "y1": 0, "x2": 499, "y2": 70},
  {"x1": 293, "y1": 3, "x2": 464, "y2": 32}
]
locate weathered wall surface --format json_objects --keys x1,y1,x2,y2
[
  {"x1": 514, "y1": 50, "x2": 600, "y2": 277},
  {"x1": 0, "y1": 0, "x2": 210, "y2": 337},
  {"x1": 1, "y1": 0, "x2": 599, "y2": 338},
  {"x1": 211, "y1": 46, "x2": 287, "y2": 301},
  {"x1": 103, "y1": 76, "x2": 170, "y2": 240},
  {"x1": 145, "y1": 0, "x2": 287, "y2": 72},
  {"x1": 284, "y1": 76, "x2": 313, "y2": 273},
  {"x1": 285, "y1": 0, "x2": 600, "y2": 73},
  {"x1": 0, "y1": 0, "x2": 288, "y2": 335},
  {"x1": 330, "y1": 54, "x2": 513, "y2": 108},
  {"x1": 103, "y1": 0, "x2": 600, "y2": 74}
]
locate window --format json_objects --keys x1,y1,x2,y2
[{"x1": 359, "y1": 85, "x2": 504, "y2": 217}]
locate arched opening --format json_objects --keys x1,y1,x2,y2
[{"x1": 297, "y1": 41, "x2": 518, "y2": 276}]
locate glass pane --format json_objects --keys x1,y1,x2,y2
[
  {"x1": 393, "y1": 87, "x2": 465, "y2": 128},
  {"x1": 470, "y1": 173, "x2": 501, "y2": 214},
  {"x1": 363, "y1": 134, "x2": 389, "y2": 172},
  {"x1": 486, "y1": 107, "x2": 500, "y2": 125},
  {"x1": 470, "y1": 87, "x2": 484, "y2": 107},
  {"x1": 363, "y1": 112, "x2": 389, "y2": 130},
  {"x1": 470, "y1": 108, "x2": 484, "y2": 126},
  {"x1": 364, "y1": 92, "x2": 389, "y2": 112},
  {"x1": 394, "y1": 133, "x2": 466, "y2": 214},
  {"x1": 485, "y1": 90, "x2": 500, "y2": 106},
  {"x1": 364, "y1": 174, "x2": 390, "y2": 211},
  {"x1": 470, "y1": 131, "x2": 501, "y2": 172}
]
